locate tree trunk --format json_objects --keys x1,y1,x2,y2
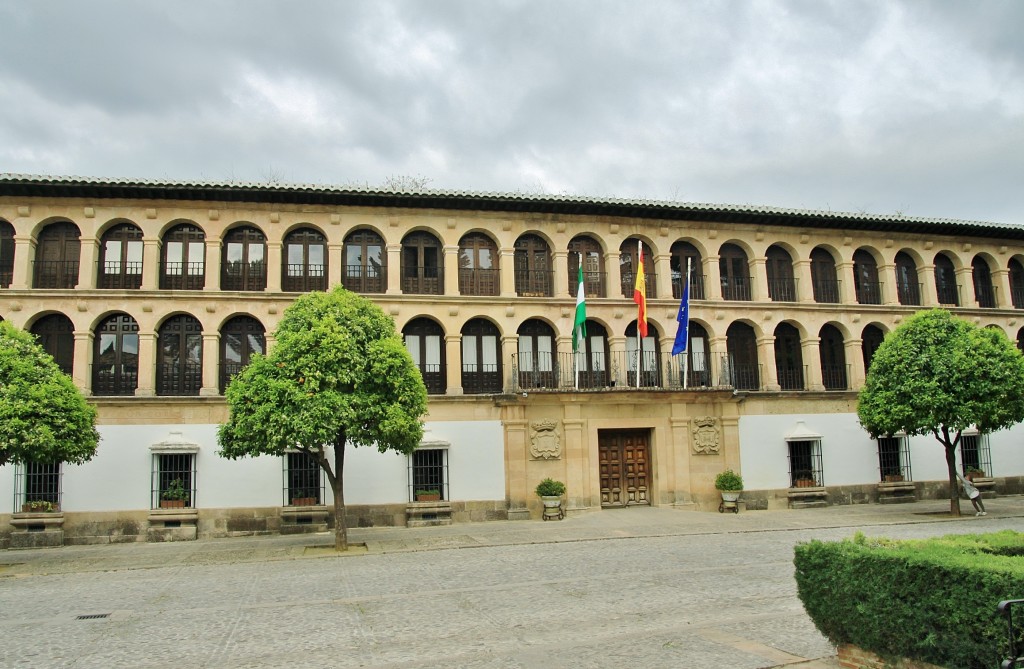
[
  {"x1": 944, "y1": 442, "x2": 961, "y2": 517},
  {"x1": 332, "y1": 436, "x2": 348, "y2": 551}
]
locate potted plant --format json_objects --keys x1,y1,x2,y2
[
  {"x1": 21, "y1": 499, "x2": 57, "y2": 513},
  {"x1": 793, "y1": 470, "x2": 817, "y2": 488},
  {"x1": 714, "y1": 469, "x2": 744, "y2": 504},
  {"x1": 160, "y1": 478, "x2": 189, "y2": 509},
  {"x1": 414, "y1": 489, "x2": 441, "y2": 502},
  {"x1": 535, "y1": 478, "x2": 566, "y2": 520},
  {"x1": 966, "y1": 466, "x2": 986, "y2": 478},
  {"x1": 290, "y1": 489, "x2": 318, "y2": 506}
]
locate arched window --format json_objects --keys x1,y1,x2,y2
[
  {"x1": 222, "y1": 226, "x2": 267, "y2": 291},
  {"x1": 461, "y1": 319, "x2": 502, "y2": 394},
  {"x1": 1010, "y1": 259, "x2": 1024, "y2": 309},
  {"x1": 34, "y1": 222, "x2": 81, "y2": 289},
  {"x1": 862, "y1": 324, "x2": 885, "y2": 374},
  {"x1": 1017, "y1": 326, "x2": 1024, "y2": 354},
  {"x1": 0, "y1": 220, "x2": 14, "y2": 288},
  {"x1": 766, "y1": 246, "x2": 796, "y2": 302},
  {"x1": 458, "y1": 233, "x2": 499, "y2": 296},
  {"x1": 819, "y1": 324, "x2": 847, "y2": 390},
  {"x1": 93, "y1": 313, "x2": 139, "y2": 396},
  {"x1": 568, "y1": 236, "x2": 605, "y2": 298},
  {"x1": 517, "y1": 319, "x2": 557, "y2": 389},
  {"x1": 98, "y1": 223, "x2": 144, "y2": 289},
  {"x1": 670, "y1": 241, "x2": 704, "y2": 300},
  {"x1": 972, "y1": 257, "x2": 995, "y2": 308},
  {"x1": 935, "y1": 253, "x2": 959, "y2": 306},
  {"x1": 161, "y1": 223, "x2": 206, "y2": 290},
  {"x1": 401, "y1": 231, "x2": 442, "y2": 295},
  {"x1": 30, "y1": 313, "x2": 75, "y2": 375},
  {"x1": 726, "y1": 322, "x2": 759, "y2": 390},
  {"x1": 895, "y1": 252, "x2": 920, "y2": 306},
  {"x1": 220, "y1": 315, "x2": 265, "y2": 393},
  {"x1": 157, "y1": 314, "x2": 203, "y2": 396},
  {"x1": 404, "y1": 318, "x2": 445, "y2": 394},
  {"x1": 342, "y1": 229, "x2": 385, "y2": 293},
  {"x1": 619, "y1": 239, "x2": 656, "y2": 299},
  {"x1": 719, "y1": 244, "x2": 750, "y2": 301},
  {"x1": 283, "y1": 227, "x2": 326, "y2": 292},
  {"x1": 576, "y1": 321, "x2": 609, "y2": 389},
  {"x1": 626, "y1": 320, "x2": 660, "y2": 387},
  {"x1": 810, "y1": 248, "x2": 839, "y2": 303},
  {"x1": 678, "y1": 321, "x2": 711, "y2": 388},
  {"x1": 774, "y1": 323, "x2": 804, "y2": 390},
  {"x1": 853, "y1": 249, "x2": 880, "y2": 305},
  {"x1": 513, "y1": 234, "x2": 552, "y2": 297}
]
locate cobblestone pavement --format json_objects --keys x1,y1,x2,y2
[{"x1": 2, "y1": 498, "x2": 1023, "y2": 668}]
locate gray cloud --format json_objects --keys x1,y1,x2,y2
[{"x1": 0, "y1": 0, "x2": 1021, "y2": 223}]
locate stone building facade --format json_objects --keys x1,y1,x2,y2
[{"x1": 2, "y1": 175, "x2": 1023, "y2": 546}]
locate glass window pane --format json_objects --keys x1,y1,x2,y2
[
  {"x1": 288, "y1": 244, "x2": 303, "y2": 266},
  {"x1": 463, "y1": 337, "x2": 478, "y2": 371},
  {"x1": 346, "y1": 246, "x2": 362, "y2": 265},
  {"x1": 167, "y1": 241, "x2": 183, "y2": 265},
  {"x1": 482, "y1": 335, "x2": 497, "y2": 366},
  {"x1": 405, "y1": 335, "x2": 420, "y2": 365},
  {"x1": 519, "y1": 337, "x2": 534, "y2": 371},
  {"x1": 425, "y1": 336, "x2": 441, "y2": 366},
  {"x1": 308, "y1": 245, "x2": 324, "y2": 266},
  {"x1": 248, "y1": 244, "x2": 264, "y2": 262},
  {"x1": 226, "y1": 242, "x2": 243, "y2": 262}
]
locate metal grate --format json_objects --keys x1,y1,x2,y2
[{"x1": 76, "y1": 613, "x2": 110, "y2": 620}]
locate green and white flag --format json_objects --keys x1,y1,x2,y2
[{"x1": 572, "y1": 260, "x2": 587, "y2": 353}]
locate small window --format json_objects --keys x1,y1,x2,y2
[
  {"x1": 877, "y1": 436, "x2": 912, "y2": 482},
  {"x1": 15, "y1": 461, "x2": 61, "y2": 511},
  {"x1": 0, "y1": 220, "x2": 14, "y2": 288},
  {"x1": 152, "y1": 452, "x2": 196, "y2": 509},
  {"x1": 410, "y1": 449, "x2": 447, "y2": 502},
  {"x1": 285, "y1": 452, "x2": 323, "y2": 506},
  {"x1": 788, "y1": 439, "x2": 823, "y2": 487},
  {"x1": 960, "y1": 433, "x2": 992, "y2": 477}
]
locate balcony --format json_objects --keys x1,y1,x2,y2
[
  {"x1": 514, "y1": 269, "x2": 553, "y2": 297},
  {"x1": 33, "y1": 260, "x2": 79, "y2": 289}
]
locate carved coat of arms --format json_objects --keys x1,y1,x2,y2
[
  {"x1": 529, "y1": 420, "x2": 562, "y2": 460},
  {"x1": 691, "y1": 416, "x2": 720, "y2": 454}
]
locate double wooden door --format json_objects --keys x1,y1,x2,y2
[{"x1": 599, "y1": 430, "x2": 650, "y2": 507}]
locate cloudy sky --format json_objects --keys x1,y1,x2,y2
[{"x1": 1, "y1": 1, "x2": 1021, "y2": 223}]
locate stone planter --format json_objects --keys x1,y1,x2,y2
[
  {"x1": 159, "y1": 499, "x2": 187, "y2": 509},
  {"x1": 540, "y1": 495, "x2": 563, "y2": 520}
]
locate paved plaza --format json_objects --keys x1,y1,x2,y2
[{"x1": 3, "y1": 499, "x2": 1024, "y2": 668}]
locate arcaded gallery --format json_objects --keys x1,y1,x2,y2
[{"x1": 2, "y1": 174, "x2": 1023, "y2": 547}]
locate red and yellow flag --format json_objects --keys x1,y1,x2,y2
[{"x1": 634, "y1": 242, "x2": 648, "y2": 337}]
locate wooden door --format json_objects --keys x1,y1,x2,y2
[{"x1": 599, "y1": 430, "x2": 650, "y2": 507}]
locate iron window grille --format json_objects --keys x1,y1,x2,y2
[
  {"x1": 92, "y1": 314, "x2": 140, "y2": 396},
  {"x1": 161, "y1": 224, "x2": 206, "y2": 290},
  {"x1": 788, "y1": 440, "x2": 824, "y2": 487},
  {"x1": 97, "y1": 223, "x2": 144, "y2": 289},
  {"x1": 409, "y1": 449, "x2": 448, "y2": 502},
  {"x1": 156, "y1": 315, "x2": 203, "y2": 396},
  {"x1": 219, "y1": 316, "x2": 266, "y2": 394},
  {"x1": 284, "y1": 452, "x2": 323, "y2": 506},
  {"x1": 14, "y1": 462, "x2": 62, "y2": 511},
  {"x1": 877, "y1": 436, "x2": 912, "y2": 482},
  {"x1": 33, "y1": 222, "x2": 81, "y2": 289},
  {"x1": 152, "y1": 452, "x2": 196, "y2": 509},
  {"x1": 342, "y1": 230, "x2": 386, "y2": 293},
  {"x1": 282, "y1": 228, "x2": 327, "y2": 292},
  {"x1": 221, "y1": 227, "x2": 267, "y2": 291},
  {"x1": 401, "y1": 231, "x2": 443, "y2": 295},
  {"x1": 960, "y1": 433, "x2": 993, "y2": 477}
]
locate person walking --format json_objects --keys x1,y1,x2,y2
[{"x1": 956, "y1": 471, "x2": 987, "y2": 516}]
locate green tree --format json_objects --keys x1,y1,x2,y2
[
  {"x1": 0, "y1": 321, "x2": 99, "y2": 468},
  {"x1": 217, "y1": 287, "x2": 428, "y2": 550},
  {"x1": 857, "y1": 309, "x2": 1024, "y2": 516}
]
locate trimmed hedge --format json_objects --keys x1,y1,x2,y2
[{"x1": 794, "y1": 530, "x2": 1024, "y2": 669}]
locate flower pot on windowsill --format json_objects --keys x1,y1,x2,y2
[
  {"x1": 159, "y1": 499, "x2": 187, "y2": 509},
  {"x1": 415, "y1": 492, "x2": 441, "y2": 502},
  {"x1": 795, "y1": 478, "x2": 817, "y2": 488},
  {"x1": 884, "y1": 474, "x2": 904, "y2": 483},
  {"x1": 21, "y1": 501, "x2": 59, "y2": 513},
  {"x1": 290, "y1": 497, "x2": 318, "y2": 507}
]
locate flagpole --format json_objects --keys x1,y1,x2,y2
[
  {"x1": 574, "y1": 252, "x2": 582, "y2": 390},
  {"x1": 636, "y1": 240, "x2": 642, "y2": 389},
  {"x1": 683, "y1": 258, "x2": 691, "y2": 390}
]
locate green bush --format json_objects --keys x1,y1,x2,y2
[
  {"x1": 794, "y1": 530, "x2": 1024, "y2": 668},
  {"x1": 535, "y1": 478, "x2": 566, "y2": 497},
  {"x1": 714, "y1": 469, "x2": 743, "y2": 491}
]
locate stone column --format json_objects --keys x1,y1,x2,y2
[
  {"x1": 845, "y1": 338, "x2": 865, "y2": 390},
  {"x1": 502, "y1": 334, "x2": 519, "y2": 392},
  {"x1": 757, "y1": 335, "x2": 779, "y2": 391},
  {"x1": 795, "y1": 258, "x2": 814, "y2": 303},
  {"x1": 328, "y1": 242, "x2": 343, "y2": 289},
  {"x1": 879, "y1": 262, "x2": 897, "y2": 305},
  {"x1": 606, "y1": 251, "x2": 623, "y2": 299},
  {"x1": 919, "y1": 264, "x2": 938, "y2": 306},
  {"x1": 801, "y1": 336, "x2": 825, "y2": 391},
  {"x1": 386, "y1": 243, "x2": 402, "y2": 295},
  {"x1": 203, "y1": 236, "x2": 221, "y2": 292},
  {"x1": 499, "y1": 247, "x2": 516, "y2": 297},
  {"x1": 141, "y1": 238, "x2": 160, "y2": 290},
  {"x1": 11, "y1": 236, "x2": 33, "y2": 289},
  {"x1": 553, "y1": 250, "x2": 570, "y2": 299},
  {"x1": 704, "y1": 256, "x2": 723, "y2": 301},
  {"x1": 654, "y1": 253, "x2": 672, "y2": 300},
  {"x1": 265, "y1": 241, "x2": 283, "y2": 292},
  {"x1": 200, "y1": 333, "x2": 220, "y2": 396},
  {"x1": 135, "y1": 331, "x2": 157, "y2": 397},
  {"x1": 708, "y1": 335, "x2": 728, "y2": 386},
  {"x1": 956, "y1": 267, "x2": 974, "y2": 307},
  {"x1": 444, "y1": 333, "x2": 463, "y2": 395},
  {"x1": 72, "y1": 331, "x2": 93, "y2": 395},
  {"x1": 750, "y1": 256, "x2": 767, "y2": 302},
  {"x1": 78, "y1": 238, "x2": 100, "y2": 289},
  {"x1": 836, "y1": 261, "x2": 856, "y2": 305},
  {"x1": 994, "y1": 268, "x2": 1012, "y2": 309},
  {"x1": 443, "y1": 245, "x2": 460, "y2": 296}
]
